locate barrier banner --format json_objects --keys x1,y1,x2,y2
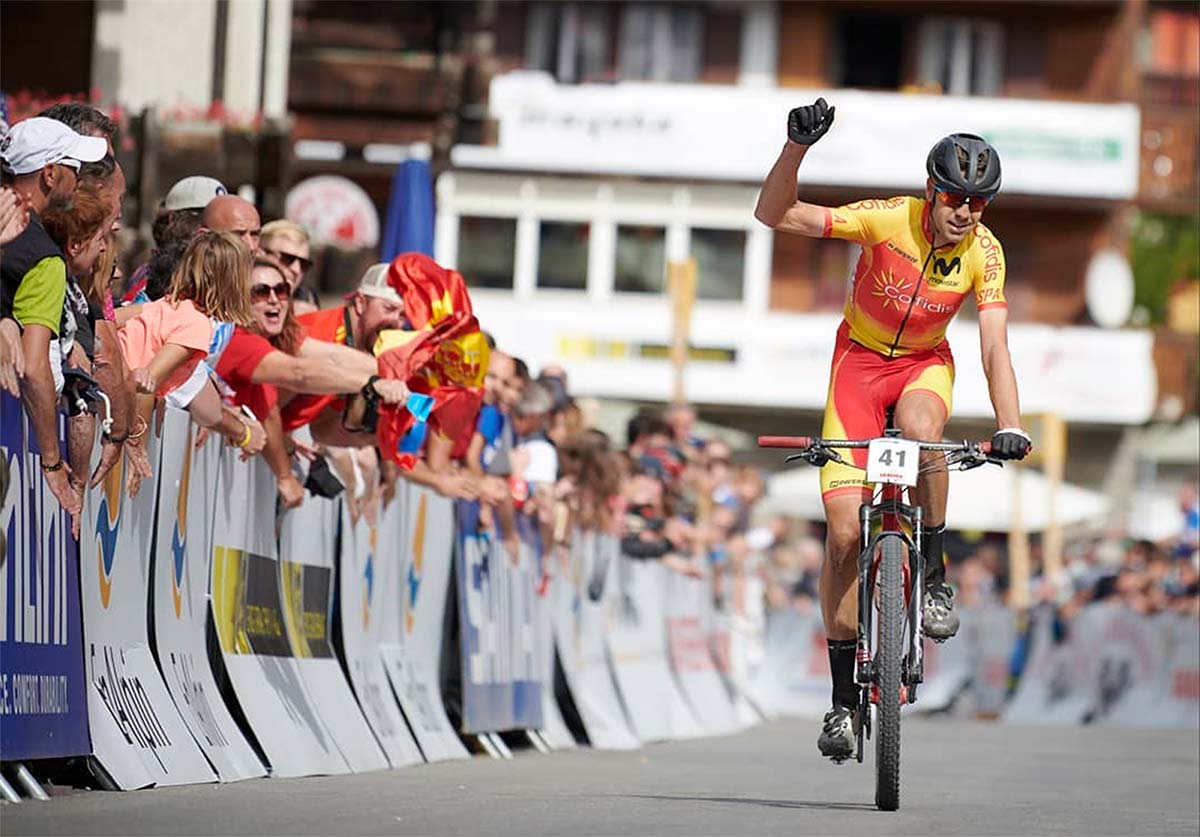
[
  {"x1": 455, "y1": 501, "x2": 514, "y2": 733},
  {"x1": 278, "y1": 494, "x2": 388, "y2": 771},
  {"x1": 607, "y1": 556, "x2": 703, "y2": 741},
  {"x1": 665, "y1": 572, "x2": 741, "y2": 735},
  {"x1": 907, "y1": 613, "x2": 974, "y2": 714},
  {"x1": 552, "y1": 531, "x2": 639, "y2": 749},
  {"x1": 210, "y1": 455, "x2": 348, "y2": 776},
  {"x1": 1003, "y1": 606, "x2": 1092, "y2": 725},
  {"x1": 1075, "y1": 602, "x2": 1166, "y2": 726},
  {"x1": 749, "y1": 608, "x2": 830, "y2": 719},
  {"x1": 336, "y1": 502, "x2": 424, "y2": 767},
  {"x1": 968, "y1": 605, "x2": 1018, "y2": 715},
  {"x1": 150, "y1": 410, "x2": 265, "y2": 781},
  {"x1": 1158, "y1": 614, "x2": 1200, "y2": 728},
  {"x1": 510, "y1": 513, "x2": 542, "y2": 729},
  {"x1": 711, "y1": 571, "x2": 767, "y2": 726},
  {"x1": 534, "y1": 547, "x2": 575, "y2": 749},
  {"x1": 379, "y1": 486, "x2": 468, "y2": 761},
  {"x1": 79, "y1": 427, "x2": 215, "y2": 788},
  {"x1": 0, "y1": 393, "x2": 90, "y2": 761}
]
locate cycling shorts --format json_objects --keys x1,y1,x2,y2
[{"x1": 820, "y1": 320, "x2": 955, "y2": 501}]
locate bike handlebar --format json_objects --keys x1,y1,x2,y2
[{"x1": 757, "y1": 435, "x2": 992, "y2": 455}]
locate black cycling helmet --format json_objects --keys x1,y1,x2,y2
[{"x1": 926, "y1": 133, "x2": 1002, "y2": 197}]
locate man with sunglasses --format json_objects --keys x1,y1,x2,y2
[
  {"x1": 1, "y1": 117, "x2": 107, "y2": 526},
  {"x1": 260, "y1": 219, "x2": 313, "y2": 292},
  {"x1": 755, "y1": 98, "x2": 1031, "y2": 762}
]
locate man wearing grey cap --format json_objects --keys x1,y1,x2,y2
[{"x1": 0, "y1": 117, "x2": 108, "y2": 523}]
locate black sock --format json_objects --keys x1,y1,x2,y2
[
  {"x1": 828, "y1": 639, "x2": 858, "y2": 709},
  {"x1": 923, "y1": 523, "x2": 946, "y2": 588}
]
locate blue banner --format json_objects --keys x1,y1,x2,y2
[
  {"x1": 1, "y1": 391, "x2": 90, "y2": 760},
  {"x1": 454, "y1": 500, "x2": 542, "y2": 734}
]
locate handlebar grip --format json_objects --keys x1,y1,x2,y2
[{"x1": 757, "y1": 435, "x2": 813, "y2": 449}]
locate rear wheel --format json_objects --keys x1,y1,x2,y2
[{"x1": 874, "y1": 536, "x2": 905, "y2": 811}]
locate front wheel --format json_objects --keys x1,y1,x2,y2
[{"x1": 874, "y1": 536, "x2": 905, "y2": 811}]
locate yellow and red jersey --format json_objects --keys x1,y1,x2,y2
[{"x1": 822, "y1": 196, "x2": 1006, "y2": 357}]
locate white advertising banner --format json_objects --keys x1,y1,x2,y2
[
  {"x1": 378, "y1": 487, "x2": 469, "y2": 762},
  {"x1": 209, "y1": 456, "x2": 348, "y2": 777},
  {"x1": 665, "y1": 572, "x2": 741, "y2": 736},
  {"x1": 278, "y1": 494, "x2": 388, "y2": 772},
  {"x1": 151, "y1": 410, "x2": 265, "y2": 781},
  {"x1": 713, "y1": 571, "x2": 768, "y2": 726},
  {"x1": 1004, "y1": 606, "x2": 1096, "y2": 726},
  {"x1": 607, "y1": 557, "x2": 704, "y2": 742},
  {"x1": 336, "y1": 503, "x2": 424, "y2": 767},
  {"x1": 80, "y1": 429, "x2": 216, "y2": 788},
  {"x1": 534, "y1": 557, "x2": 576, "y2": 749},
  {"x1": 749, "y1": 608, "x2": 831, "y2": 720},
  {"x1": 1157, "y1": 614, "x2": 1200, "y2": 728},
  {"x1": 552, "y1": 531, "x2": 640, "y2": 749},
  {"x1": 457, "y1": 72, "x2": 1140, "y2": 199}
]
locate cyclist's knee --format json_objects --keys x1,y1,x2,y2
[
  {"x1": 898, "y1": 412, "x2": 943, "y2": 442},
  {"x1": 826, "y1": 520, "x2": 860, "y2": 566}
]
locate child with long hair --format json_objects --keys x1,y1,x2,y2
[{"x1": 119, "y1": 231, "x2": 252, "y2": 494}]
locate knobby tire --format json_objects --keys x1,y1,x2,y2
[{"x1": 874, "y1": 536, "x2": 904, "y2": 811}]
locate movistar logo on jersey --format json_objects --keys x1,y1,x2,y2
[{"x1": 933, "y1": 256, "x2": 962, "y2": 277}]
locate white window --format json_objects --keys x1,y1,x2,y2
[
  {"x1": 617, "y1": 4, "x2": 704, "y2": 82},
  {"x1": 526, "y1": 2, "x2": 613, "y2": 84},
  {"x1": 917, "y1": 18, "x2": 1004, "y2": 96},
  {"x1": 458, "y1": 216, "x2": 517, "y2": 289}
]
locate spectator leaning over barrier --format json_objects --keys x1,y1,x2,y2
[
  {"x1": 619, "y1": 452, "x2": 704, "y2": 579},
  {"x1": 117, "y1": 231, "x2": 262, "y2": 496},
  {"x1": 0, "y1": 116, "x2": 107, "y2": 522},
  {"x1": 215, "y1": 254, "x2": 410, "y2": 509},
  {"x1": 41, "y1": 103, "x2": 136, "y2": 495},
  {"x1": 259, "y1": 219, "x2": 312, "y2": 292},
  {"x1": 280, "y1": 263, "x2": 408, "y2": 446},
  {"x1": 201, "y1": 194, "x2": 261, "y2": 255},
  {"x1": 41, "y1": 183, "x2": 120, "y2": 503},
  {"x1": 467, "y1": 349, "x2": 521, "y2": 549},
  {"x1": 0, "y1": 187, "x2": 31, "y2": 396}
]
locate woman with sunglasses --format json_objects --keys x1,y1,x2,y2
[
  {"x1": 215, "y1": 254, "x2": 409, "y2": 508},
  {"x1": 754, "y1": 99, "x2": 1032, "y2": 763},
  {"x1": 260, "y1": 219, "x2": 313, "y2": 291}
]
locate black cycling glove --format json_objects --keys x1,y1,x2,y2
[
  {"x1": 787, "y1": 97, "x2": 835, "y2": 145},
  {"x1": 991, "y1": 429, "x2": 1032, "y2": 461}
]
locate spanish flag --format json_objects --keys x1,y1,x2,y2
[{"x1": 374, "y1": 253, "x2": 489, "y2": 469}]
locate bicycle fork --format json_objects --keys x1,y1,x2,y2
[{"x1": 852, "y1": 487, "x2": 927, "y2": 762}]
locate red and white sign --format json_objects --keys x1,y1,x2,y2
[{"x1": 285, "y1": 175, "x2": 380, "y2": 249}]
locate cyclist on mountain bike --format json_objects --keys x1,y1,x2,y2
[{"x1": 754, "y1": 98, "x2": 1032, "y2": 760}]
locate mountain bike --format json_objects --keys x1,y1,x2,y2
[{"x1": 758, "y1": 428, "x2": 999, "y2": 811}]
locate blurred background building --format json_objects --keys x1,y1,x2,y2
[{"x1": 2, "y1": 0, "x2": 1197, "y2": 532}]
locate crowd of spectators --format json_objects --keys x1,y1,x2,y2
[{"x1": 0, "y1": 102, "x2": 779, "y2": 590}]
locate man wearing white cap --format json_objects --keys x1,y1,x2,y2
[
  {"x1": 279, "y1": 263, "x2": 409, "y2": 442},
  {"x1": 0, "y1": 117, "x2": 108, "y2": 522}
]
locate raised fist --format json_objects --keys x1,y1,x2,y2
[{"x1": 787, "y1": 98, "x2": 835, "y2": 146}]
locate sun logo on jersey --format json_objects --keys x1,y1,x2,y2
[
  {"x1": 404, "y1": 494, "x2": 428, "y2": 635},
  {"x1": 171, "y1": 429, "x2": 193, "y2": 619},
  {"x1": 872, "y1": 270, "x2": 912, "y2": 312},
  {"x1": 95, "y1": 454, "x2": 125, "y2": 609}
]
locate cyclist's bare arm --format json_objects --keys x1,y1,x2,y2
[
  {"x1": 978, "y1": 307, "x2": 1022, "y2": 430},
  {"x1": 754, "y1": 142, "x2": 830, "y2": 236}
]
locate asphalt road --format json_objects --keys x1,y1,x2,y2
[{"x1": 4, "y1": 719, "x2": 1198, "y2": 836}]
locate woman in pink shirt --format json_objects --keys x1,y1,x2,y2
[{"x1": 118, "y1": 231, "x2": 252, "y2": 494}]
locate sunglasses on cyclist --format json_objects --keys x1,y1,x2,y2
[
  {"x1": 250, "y1": 281, "x2": 291, "y2": 303},
  {"x1": 265, "y1": 248, "x2": 313, "y2": 273},
  {"x1": 934, "y1": 188, "x2": 991, "y2": 213}
]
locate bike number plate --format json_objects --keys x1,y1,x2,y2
[{"x1": 866, "y1": 438, "x2": 920, "y2": 486}]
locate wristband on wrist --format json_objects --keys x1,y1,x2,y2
[
  {"x1": 128, "y1": 415, "x2": 148, "y2": 440},
  {"x1": 41, "y1": 457, "x2": 65, "y2": 473},
  {"x1": 103, "y1": 431, "x2": 129, "y2": 445},
  {"x1": 236, "y1": 423, "x2": 253, "y2": 448},
  {"x1": 361, "y1": 374, "x2": 381, "y2": 402}
]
